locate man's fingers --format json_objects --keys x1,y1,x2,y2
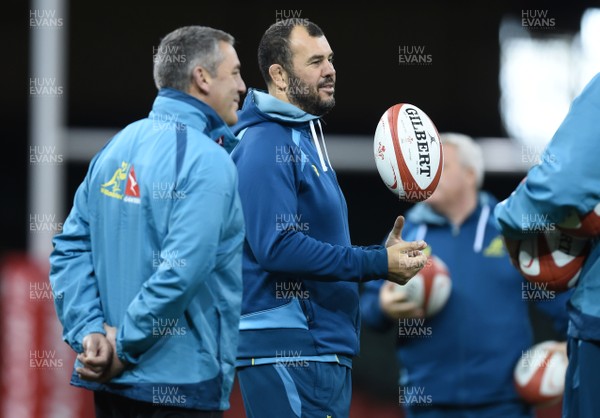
[
  {"x1": 103, "y1": 323, "x2": 117, "y2": 345},
  {"x1": 78, "y1": 351, "x2": 108, "y2": 374},
  {"x1": 404, "y1": 240, "x2": 427, "y2": 252},
  {"x1": 82, "y1": 333, "x2": 110, "y2": 360},
  {"x1": 390, "y1": 240, "x2": 427, "y2": 254},
  {"x1": 382, "y1": 289, "x2": 425, "y2": 319},
  {"x1": 83, "y1": 338, "x2": 98, "y2": 358},
  {"x1": 389, "y1": 216, "x2": 405, "y2": 240},
  {"x1": 393, "y1": 299, "x2": 421, "y2": 312},
  {"x1": 382, "y1": 282, "x2": 414, "y2": 302},
  {"x1": 79, "y1": 333, "x2": 113, "y2": 379},
  {"x1": 382, "y1": 281, "x2": 399, "y2": 293},
  {"x1": 82, "y1": 355, "x2": 110, "y2": 369},
  {"x1": 400, "y1": 253, "x2": 428, "y2": 270},
  {"x1": 76, "y1": 366, "x2": 103, "y2": 381}
]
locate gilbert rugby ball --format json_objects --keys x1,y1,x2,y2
[
  {"x1": 374, "y1": 103, "x2": 443, "y2": 202},
  {"x1": 558, "y1": 202, "x2": 600, "y2": 238},
  {"x1": 516, "y1": 229, "x2": 589, "y2": 292},
  {"x1": 398, "y1": 255, "x2": 451, "y2": 317},
  {"x1": 514, "y1": 341, "x2": 568, "y2": 406}
]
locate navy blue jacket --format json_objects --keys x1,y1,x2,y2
[{"x1": 231, "y1": 89, "x2": 388, "y2": 364}]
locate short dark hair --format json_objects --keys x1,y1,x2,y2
[
  {"x1": 257, "y1": 19, "x2": 324, "y2": 85},
  {"x1": 153, "y1": 26, "x2": 235, "y2": 91}
]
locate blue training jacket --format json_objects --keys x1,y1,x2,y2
[
  {"x1": 361, "y1": 193, "x2": 570, "y2": 407},
  {"x1": 49, "y1": 88, "x2": 245, "y2": 410},
  {"x1": 494, "y1": 72, "x2": 600, "y2": 342},
  {"x1": 230, "y1": 89, "x2": 389, "y2": 364}
]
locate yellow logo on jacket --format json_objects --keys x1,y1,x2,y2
[
  {"x1": 311, "y1": 164, "x2": 320, "y2": 177},
  {"x1": 101, "y1": 161, "x2": 141, "y2": 204},
  {"x1": 483, "y1": 236, "x2": 506, "y2": 257},
  {"x1": 101, "y1": 162, "x2": 129, "y2": 199}
]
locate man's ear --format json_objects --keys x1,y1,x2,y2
[
  {"x1": 466, "y1": 167, "x2": 478, "y2": 188},
  {"x1": 268, "y1": 64, "x2": 288, "y2": 92},
  {"x1": 191, "y1": 66, "x2": 211, "y2": 95}
]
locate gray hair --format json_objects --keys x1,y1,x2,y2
[
  {"x1": 440, "y1": 132, "x2": 485, "y2": 188},
  {"x1": 153, "y1": 26, "x2": 235, "y2": 91}
]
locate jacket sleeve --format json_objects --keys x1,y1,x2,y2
[
  {"x1": 360, "y1": 279, "x2": 394, "y2": 332},
  {"x1": 49, "y1": 165, "x2": 106, "y2": 353},
  {"x1": 116, "y1": 147, "x2": 239, "y2": 364},
  {"x1": 494, "y1": 73, "x2": 600, "y2": 238},
  {"x1": 233, "y1": 126, "x2": 388, "y2": 282}
]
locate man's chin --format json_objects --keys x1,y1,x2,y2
[
  {"x1": 320, "y1": 98, "x2": 336, "y2": 114},
  {"x1": 224, "y1": 113, "x2": 238, "y2": 126},
  {"x1": 319, "y1": 91, "x2": 335, "y2": 102}
]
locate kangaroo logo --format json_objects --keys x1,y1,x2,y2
[
  {"x1": 101, "y1": 162, "x2": 129, "y2": 194},
  {"x1": 101, "y1": 161, "x2": 141, "y2": 204}
]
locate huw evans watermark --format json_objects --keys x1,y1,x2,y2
[
  {"x1": 398, "y1": 318, "x2": 432, "y2": 337},
  {"x1": 399, "y1": 45, "x2": 432, "y2": 65}
]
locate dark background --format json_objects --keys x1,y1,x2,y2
[
  {"x1": 7, "y1": 0, "x2": 596, "y2": 253},
  {"x1": 6, "y1": 0, "x2": 597, "y2": 406}
]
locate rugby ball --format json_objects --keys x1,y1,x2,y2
[
  {"x1": 397, "y1": 255, "x2": 451, "y2": 317},
  {"x1": 513, "y1": 230, "x2": 589, "y2": 292},
  {"x1": 514, "y1": 341, "x2": 568, "y2": 406},
  {"x1": 558, "y1": 202, "x2": 600, "y2": 238},
  {"x1": 374, "y1": 103, "x2": 443, "y2": 202}
]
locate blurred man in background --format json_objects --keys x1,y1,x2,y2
[
  {"x1": 495, "y1": 73, "x2": 600, "y2": 418},
  {"x1": 361, "y1": 133, "x2": 571, "y2": 418},
  {"x1": 49, "y1": 26, "x2": 246, "y2": 417},
  {"x1": 230, "y1": 18, "x2": 427, "y2": 418}
]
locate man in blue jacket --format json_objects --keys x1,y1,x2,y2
[
  {"x1": 495, "y1": 73, "x2": 600, "y2": 418},
  {"x1": 230, "y1": 19, "x2": 428, "y2": 418},
  {"x1": 49, "y1": 26, "x2": 246, "y2": 417},
  {"x1": 361, "y1": 133, "x2": 571, "y2": 418}
]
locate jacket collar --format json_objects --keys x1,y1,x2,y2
[
  {"x1": 407, "y1": 191, "x2": 496, "y2": 226},
  {"x1": 149, "y1": 88, "x2": 239, "y2": 153}
]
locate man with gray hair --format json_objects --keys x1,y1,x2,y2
[
  {"x1": 361, "y1": 133, "x2": 571, "y2": 418},
  {"x1": 49, "y1": 26, "x2": 246, "y2": 417}
]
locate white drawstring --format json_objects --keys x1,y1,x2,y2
[
  {"x1": 415, "y1": 224, "x2": 428, "y2": 242},
  {"x1": 317, "y1": 120, "x2": 333, "y2": 170},
  {"x1": 414, "y1": 204, "x2": 487, "y2": 254},
  {"x1": 473, "y1": 204, "x2": 490, "y2": 253},
  {"x1": 309, "y1": 120, "x2": 328, "y2": 172}
]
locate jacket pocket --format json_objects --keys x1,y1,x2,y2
[{"x1": 299, "y1": 294, "x2": 314, "y2": 326}]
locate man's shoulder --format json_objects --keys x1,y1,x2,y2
[{"x1": 236, "y1": 120, "x2": 298, "y2": 146}]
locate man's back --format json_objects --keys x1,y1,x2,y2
[{"x1": 51, "y1": 88, "x2": 245, "y2": 410}]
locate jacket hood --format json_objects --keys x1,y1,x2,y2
[
  {"x1": 150, "y1": 88, "x2": 239, "y2": 153},
  {"x1": 233, "y1": 88, "x2": 320, "y2": 133},
  {"x1": 406, "y1": 191, "x2": 500, "y2": 254},
  {"x1": 407, "y1": 191, "x2": 498, "y2": 225}
]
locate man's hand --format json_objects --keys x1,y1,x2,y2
[
  {"x1": 75, "y1": 325, "x2": 127, "y2": 383},
  {"x1": 76, "y1": 333, "x2": 112, "y2": 381},
  {"x1": 386, "y1": 240, "x2": 428, "y2": 285},
  {"x1": 99, "y1": 323, "x2": 127, "y2": 383},
  {"x1": 379, "y1": 281, "x2": 424, "y2": 320},
  {"x1": 384, "y1": 216, "x2": 407, "y2": 248}
]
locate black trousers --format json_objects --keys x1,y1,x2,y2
[{"x1": 94, "y1": 391, "x2": 224, "y2": 418}]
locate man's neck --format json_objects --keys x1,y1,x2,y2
[
  {"x1": 437, "y1": 191, "x2": 479, "y2": 227},
  {"x1": 268, "y1": 85, "x2": 290, "y2": 104}
]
